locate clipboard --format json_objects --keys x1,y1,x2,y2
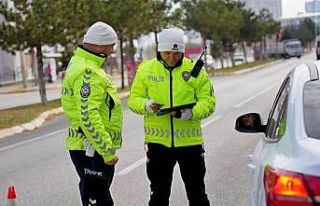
[{"x1": 157, "y1": 102, "x2": 196, "y2": 116}]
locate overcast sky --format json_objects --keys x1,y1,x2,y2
[{"x1": 282, "y1": 0, "x2": 306, "y2": 17}]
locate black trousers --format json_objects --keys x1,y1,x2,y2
[
  {"x1": 69, "y1": 150, "x2": 115, "y2": 206},
  {"x1": 146, "y1": 143, "x2": 210, "y2": 206}
]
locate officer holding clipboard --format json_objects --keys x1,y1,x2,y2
[{"x1": 128, "y1": 28, "x2": 215, "y2": 206}]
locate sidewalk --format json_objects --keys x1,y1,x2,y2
[{"x1": 0, "y1": 81, "x2": 61, "y2": 94}]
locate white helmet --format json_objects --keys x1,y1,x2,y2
[
  {"x1": 83, "y1": 21, "x2": 118, "y2": 45},
  {"x1": 158, "y1": 28, "x2": 185, "y2": 53}
]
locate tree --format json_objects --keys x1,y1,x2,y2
[
  {"x1": 0, "y1": 0, "x2": 112, "y2": 103},
  {"x1": 256, "y1": 8, "x2": 281, "y2": 58},
  {"x1": 297, "y1": 18, "x2": 315, "y2": 47},
  {"x1": 96, "y1": 0, "x2": 180, "y2": 88},
  {"x1": 239, "y1": 8, "x2": 261, "y2": 63},
  {"x1": 281, "y1": 27, "x2": 294, "y2": 40},
  {"x1": 182, "y1": 0, "x2": 243, "y2": 67},
  {"x1": 0, "y1": 0, "x2": 77, "y2": 104},
  {"x1": 221, "y1": 0, "x2": 244, "y2": 66}
]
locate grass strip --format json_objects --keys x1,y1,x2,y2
[{"x1": 0, "y1": 99, "x2": 61, "y2": 129}]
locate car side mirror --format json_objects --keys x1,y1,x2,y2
[{"x1": 235, "y1": 113, "x2": 266, "y2": 133}]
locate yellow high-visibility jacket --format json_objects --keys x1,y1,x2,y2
[
  {"x1": 128, "y1": 57, "x2": 215, "y2": 147},
  {"x1": 61, "y1": 46, "x2": 123, "y2": 162}
]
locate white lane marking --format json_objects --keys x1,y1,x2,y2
[
  {"x1": 0, "y1": 128, "x2": 67, "y2": 152},
  {"x1": 117, "y1": 114, "x2": 224, "y2": 176},
  {"x1": 116, "y1": 157, "x2": 146, "y2": 176},
  {"x1": 233, "y1": 82, "x2": 281, "y2": 109}
]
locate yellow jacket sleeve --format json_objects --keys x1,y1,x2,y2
[
  {"x1": 76, "y1": 68, "x2": 116, "y2": 162},
  {"x1": 191, "y1": 69, "x2": 216, "y2": 120}
]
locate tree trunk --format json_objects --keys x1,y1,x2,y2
[
  {"x1": 241, "y1": 42, "x2": 248, "y2": 64},
  {"x1": 230, "y1": 51, "x2": 235, "y2": 67},
  {"x1": 262, "y1": 35, "x2": 267, "y2": 59},
  {"x1": 20, "y1": 51, "x2": 28, "y2": 88},
  {"x1": 219, "y1": 56, "x2": 224, "y2": 69},
  {"x1": 36, "y1": 45, "x2": 47, "y2": 104},
  {"x1": 119, "y1": 38, "x2": 125, "y2": 89}
]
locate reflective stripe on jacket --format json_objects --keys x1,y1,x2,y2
[
  {"x1": 128, "y1": 57, "x2": 215, "y2": 147},
  {"x1": 61, "y1": 46, "x2": 123, "y2": 162}
]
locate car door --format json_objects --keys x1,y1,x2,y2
[{"x1": 251, "y1": 76, "x2": 291, "y2": 206}]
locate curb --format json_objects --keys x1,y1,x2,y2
[{"x1": 0, "y1": 91, "x2": 130, "y2": 139}]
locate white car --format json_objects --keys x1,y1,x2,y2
[
  {"x1": 233, "y1": 52, "x2": 245, "y2": 62},
  {"x1": 235, "y1": 61, "x2": 320, "y2": 206}
]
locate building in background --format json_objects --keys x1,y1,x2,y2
[
  {"x1": 305, "y1": 0, "x2": 320, "y2": 13},
  {"x1": 239, "y1": 0, "x2": 282, "y2": 20}
]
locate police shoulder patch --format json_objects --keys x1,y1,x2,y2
[
  {"x1": 182, "y1": 71, "x2": 191, "y2": 81},
  {"x1": 80, "y1": 83, "x2": 91, "y2": 98}
]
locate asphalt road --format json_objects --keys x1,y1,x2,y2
[{"x1": 0, "y1": 53, "x2": 315, "y2": 205}]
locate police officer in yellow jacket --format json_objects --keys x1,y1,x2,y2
[
  {"x1": 128, "y1": 28, "x2": 215, "y2": 206},
  {"x1": 61, "y1": 21, "x2": 122, "y2": 206}
]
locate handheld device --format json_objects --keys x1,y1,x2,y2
[{"x1": 157, "y1": 102, "x2": 196, "y2": 116}]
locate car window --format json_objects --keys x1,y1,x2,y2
[
  {"x1": 286, "y1": 44, "x2": 300, "y2": 49},
  {"x1": 304, "y1": 80, "x2": 320, "y2": 139},
  {"x1": 266, "y1": 77, "x2": 290, "y2": 140}
]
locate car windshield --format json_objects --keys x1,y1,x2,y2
[
  {"x1": 303, "y1": 80, "x2": 320, "y2": 139},
  {"x1": 286, "y1": 44, "x2": 301, "y2": 49}
]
